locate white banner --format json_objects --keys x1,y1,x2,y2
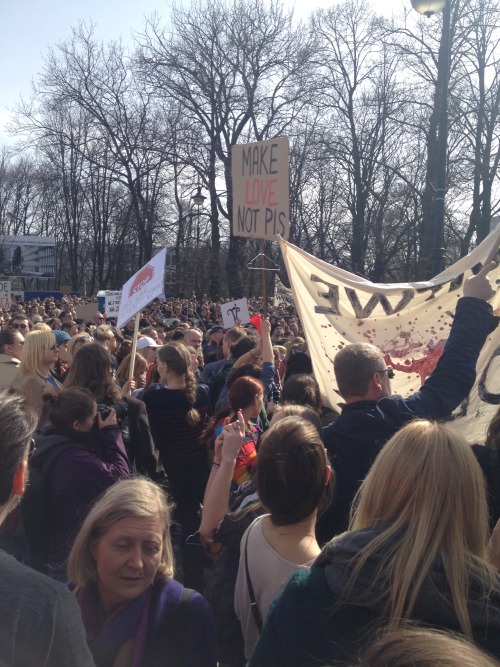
[
  {"x1": 117, "y1": 249, "x2": 166, "y2": 328},
  {"x1": 105, "y1": 291, "x2": 122, "y2": 317},
  {"x1": 221, "y1": 298, "x2": 251, "y2": 328},
  {"x1": 274, "y1": 275, "x2": 294, "y2": 307},
  {"x1": 280, "y1": 227, "x2": 500, "y2": 444},
  {"x1": 0, "y1": 281, "x2": 11, "y2": 309}
]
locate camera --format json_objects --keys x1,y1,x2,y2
[{"x1": 96, "y1": 400, "x2": 129, "y2": 421}]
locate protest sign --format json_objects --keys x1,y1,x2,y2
[
  {"x1": 75, "y1": 304, "x2": 99, "y2": 323},
  {"x1": 0, "y1": 281, "x2": 11, "y2": 309},
  {"x1": 105, "y1": 291, "x2": 122, "y2": 317},
  {"x1": 117, "y1": 249, "x2": 166, "y2": 329},
  {"x1": 221, "y1": 298, "x2": 251, "y2": 328},
  {"x1": 279, "y1": 226, "x2": 500, "y2": 444},
  {"x1": 274, "y1": 275, "x2": 294, "y2": 307},
  {"x1": 232, "y1": 137, "x2": 289, "y2": 241}
]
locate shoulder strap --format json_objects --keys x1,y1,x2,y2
[{"x1": 244, "y1": 523, "x2": 263, "y2": 634}]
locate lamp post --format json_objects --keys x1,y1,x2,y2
[
  {"x1": 191, "y1": 185, "x2": 207, "y2": 294},
  {"x1": 411, "y1": 0, "x2": 450, "y2": 277}
]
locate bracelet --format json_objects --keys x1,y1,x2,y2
[{"x1": 212, "y1": 462, "x2": 221, "y2": 468}]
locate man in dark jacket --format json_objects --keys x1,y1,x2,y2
[
  {"x1": 319, "y1": 261, "x2": 499, "y2": 543},
  {"x1": 0, "y1": 391, "x2": 95, "y2": 666}
]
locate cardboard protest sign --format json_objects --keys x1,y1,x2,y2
[
  {"x1": 117, "y1": 249, "x2": 166, "y2": 329},
  {"x1": 221, "y1": 298, "x2": 251, "y2": 328},
  {"x1": 0, "y1": 281, "x2": 11, "y2": 309},
  {"x1": 75, "y1": 304, "x2": 100, "y2": 323},
  {"x1": 232, "y1": 137, "x2": 289, "y2": 241},
  {"x1": 105, "y1": 291, "x2": 122, "y2": 317}
]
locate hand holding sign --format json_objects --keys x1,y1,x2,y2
[
  {"x1": 221, "y1": 298, "x2": 250, "y2": 329},
  {"x1": 463, "y1": 261, "x2": 497, "y2": 301}
]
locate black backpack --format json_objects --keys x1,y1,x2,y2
[
  {"x1": 206, "y1": 361, "x2": 233, "y2": 411},
  {"x1": 21, "y1": 437, "x2": 76, "y2": 573}
]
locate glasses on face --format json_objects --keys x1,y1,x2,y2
[
  {"x1": 49, "y1": 344, "x2": 59, "y2": 351},
  {"x1": 376, "y1": 366, "x2": 395, "y2": 380},
  {"x1": 12, "y1": 323, "x2": 28, "y2": 330}
]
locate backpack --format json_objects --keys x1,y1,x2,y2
[
  {"x1": 206, "y1": 361, "x2": 233, "y2": 411},
  {"x1": 21, "y1": 437, "x2": 76, "y2": 573}
]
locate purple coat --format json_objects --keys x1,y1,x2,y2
[{"x1": 34, "y1": 425, "x2": 131, "y2": 570}]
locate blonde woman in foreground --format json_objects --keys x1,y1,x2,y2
[{"x1": 249, "y1": 420, "x2": 500, "y2": 666}]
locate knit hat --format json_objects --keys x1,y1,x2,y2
[{"x1": 53, "y1": 330, "x2": 71, "y2": 345}]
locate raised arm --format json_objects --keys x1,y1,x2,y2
[
  {"x1": 260, "y1": 318, "x2": 273, "y2": 365},
  {"x1": 199, "y1": 410, "x2": 245, "y2": 544}
]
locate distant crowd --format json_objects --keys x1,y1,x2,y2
[{"x1": 1, "y1": 263, "x2": 500, "y2": 667}]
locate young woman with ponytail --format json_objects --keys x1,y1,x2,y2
[{"x1": 142, "y1": 342, "x2": 212, "y2": 534}]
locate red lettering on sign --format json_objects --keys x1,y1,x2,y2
[
  {"x1": 245, "y1": 178, "x2": 278, "y2": 207},
  {"x1": 129, "y1": 265, "x2": 154, "y2": 297}
]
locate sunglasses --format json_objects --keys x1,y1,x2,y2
[
  {"x1": 376, "y1": 366, "x2": 395, "y2": 380},
  {"x1": 12, "y1": 323, "x2": 28, "y2": 330},
  {"x1": 49, "y1": 344, "x2": 59, "y2": 350}
]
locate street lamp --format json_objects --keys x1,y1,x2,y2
[
  {"x1": 191, "y1": 185, "x2": 207, "y2": 293},
  {"x1": 411, "y1": 0, "x2": 450, "y2": 277},
  {"x1": 411, "y1": 0, "x2": 446, "y2": 16},
  {"x1": 192, "y1": 185, "x2": 206, "y2": 208}
]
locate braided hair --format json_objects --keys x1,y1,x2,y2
[{"x1": 157, "y1": 342, "x2": 201, "y2": 426}]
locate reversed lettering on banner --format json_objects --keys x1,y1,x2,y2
[{"x1": 279, "y1": 228, "x2": 500, "y2": 444}]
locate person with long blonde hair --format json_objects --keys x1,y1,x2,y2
[
  {"x1": 249, "y1": 420, "x2": 500, "y2": 666},
  {"x1": 12, "y1": 328, "x2": 61, "y2": 425}
]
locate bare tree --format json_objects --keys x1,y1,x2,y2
[{"x1": 136, "y1": 0, "x2": 315, "y2": 297}]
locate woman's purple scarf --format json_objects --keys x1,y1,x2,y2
[{"x1": 75, "y1": 579, "x2": 186, "y2": 667}]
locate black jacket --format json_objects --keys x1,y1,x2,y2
[{"x1": 319, "y1": 297, "x2": 499, "y2": 542}]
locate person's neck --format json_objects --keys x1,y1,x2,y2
[
  {"x1": 263, "y1": 512, "x2": 320, "y2": 562},
  {"x1": 165, "y1": 373, "x2": 186, "y2": 390},
  {"x1": 38, "y1": 364, "x2": 52, "y2": 377},
  {"x1": 239, "y1": 406, "x2": 255, "y2": 424}
]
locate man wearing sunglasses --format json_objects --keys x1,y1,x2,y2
[
  {"x1": 11, "y1": 315, "x2": 31, "y2": 339},
  {"x1": 318, "y1": 261, "x2": 499, "y2": 542}
]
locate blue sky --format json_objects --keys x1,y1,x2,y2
[{"x1": 0, "y1": 0, "x2": 408, "y2": 144}]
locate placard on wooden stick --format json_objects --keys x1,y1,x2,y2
[{"x1": 232, "y1": 137, "x2": 289, "y2": 241}]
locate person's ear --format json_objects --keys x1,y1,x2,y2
[
  {"x1": 72, "y1": 419, "x2": 81, "y2": 431},
  {"x1": 12, "y1": 460, "x2": 27, "y2": 496},
  {"x1": 371, "y1": 372, "x2": 384, "y2": 393}
]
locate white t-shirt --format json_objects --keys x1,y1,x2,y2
[{"x1": 234, "y1": 514, "x2": 315, "y2": 659}]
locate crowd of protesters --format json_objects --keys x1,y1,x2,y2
[{"x1": 0, "y1": 266, "x2": 500, "y2": 666}]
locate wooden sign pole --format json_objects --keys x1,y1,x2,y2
[{"x1": 261, "y1": 239, "x2": 268, "y2": 318}]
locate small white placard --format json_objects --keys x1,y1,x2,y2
[
  {"x1": 105, "y1": 291, "x2": 122, "y2": 317},
  {"x1": 221, "y1": 298, "x2": 251, "y2": 328}
]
